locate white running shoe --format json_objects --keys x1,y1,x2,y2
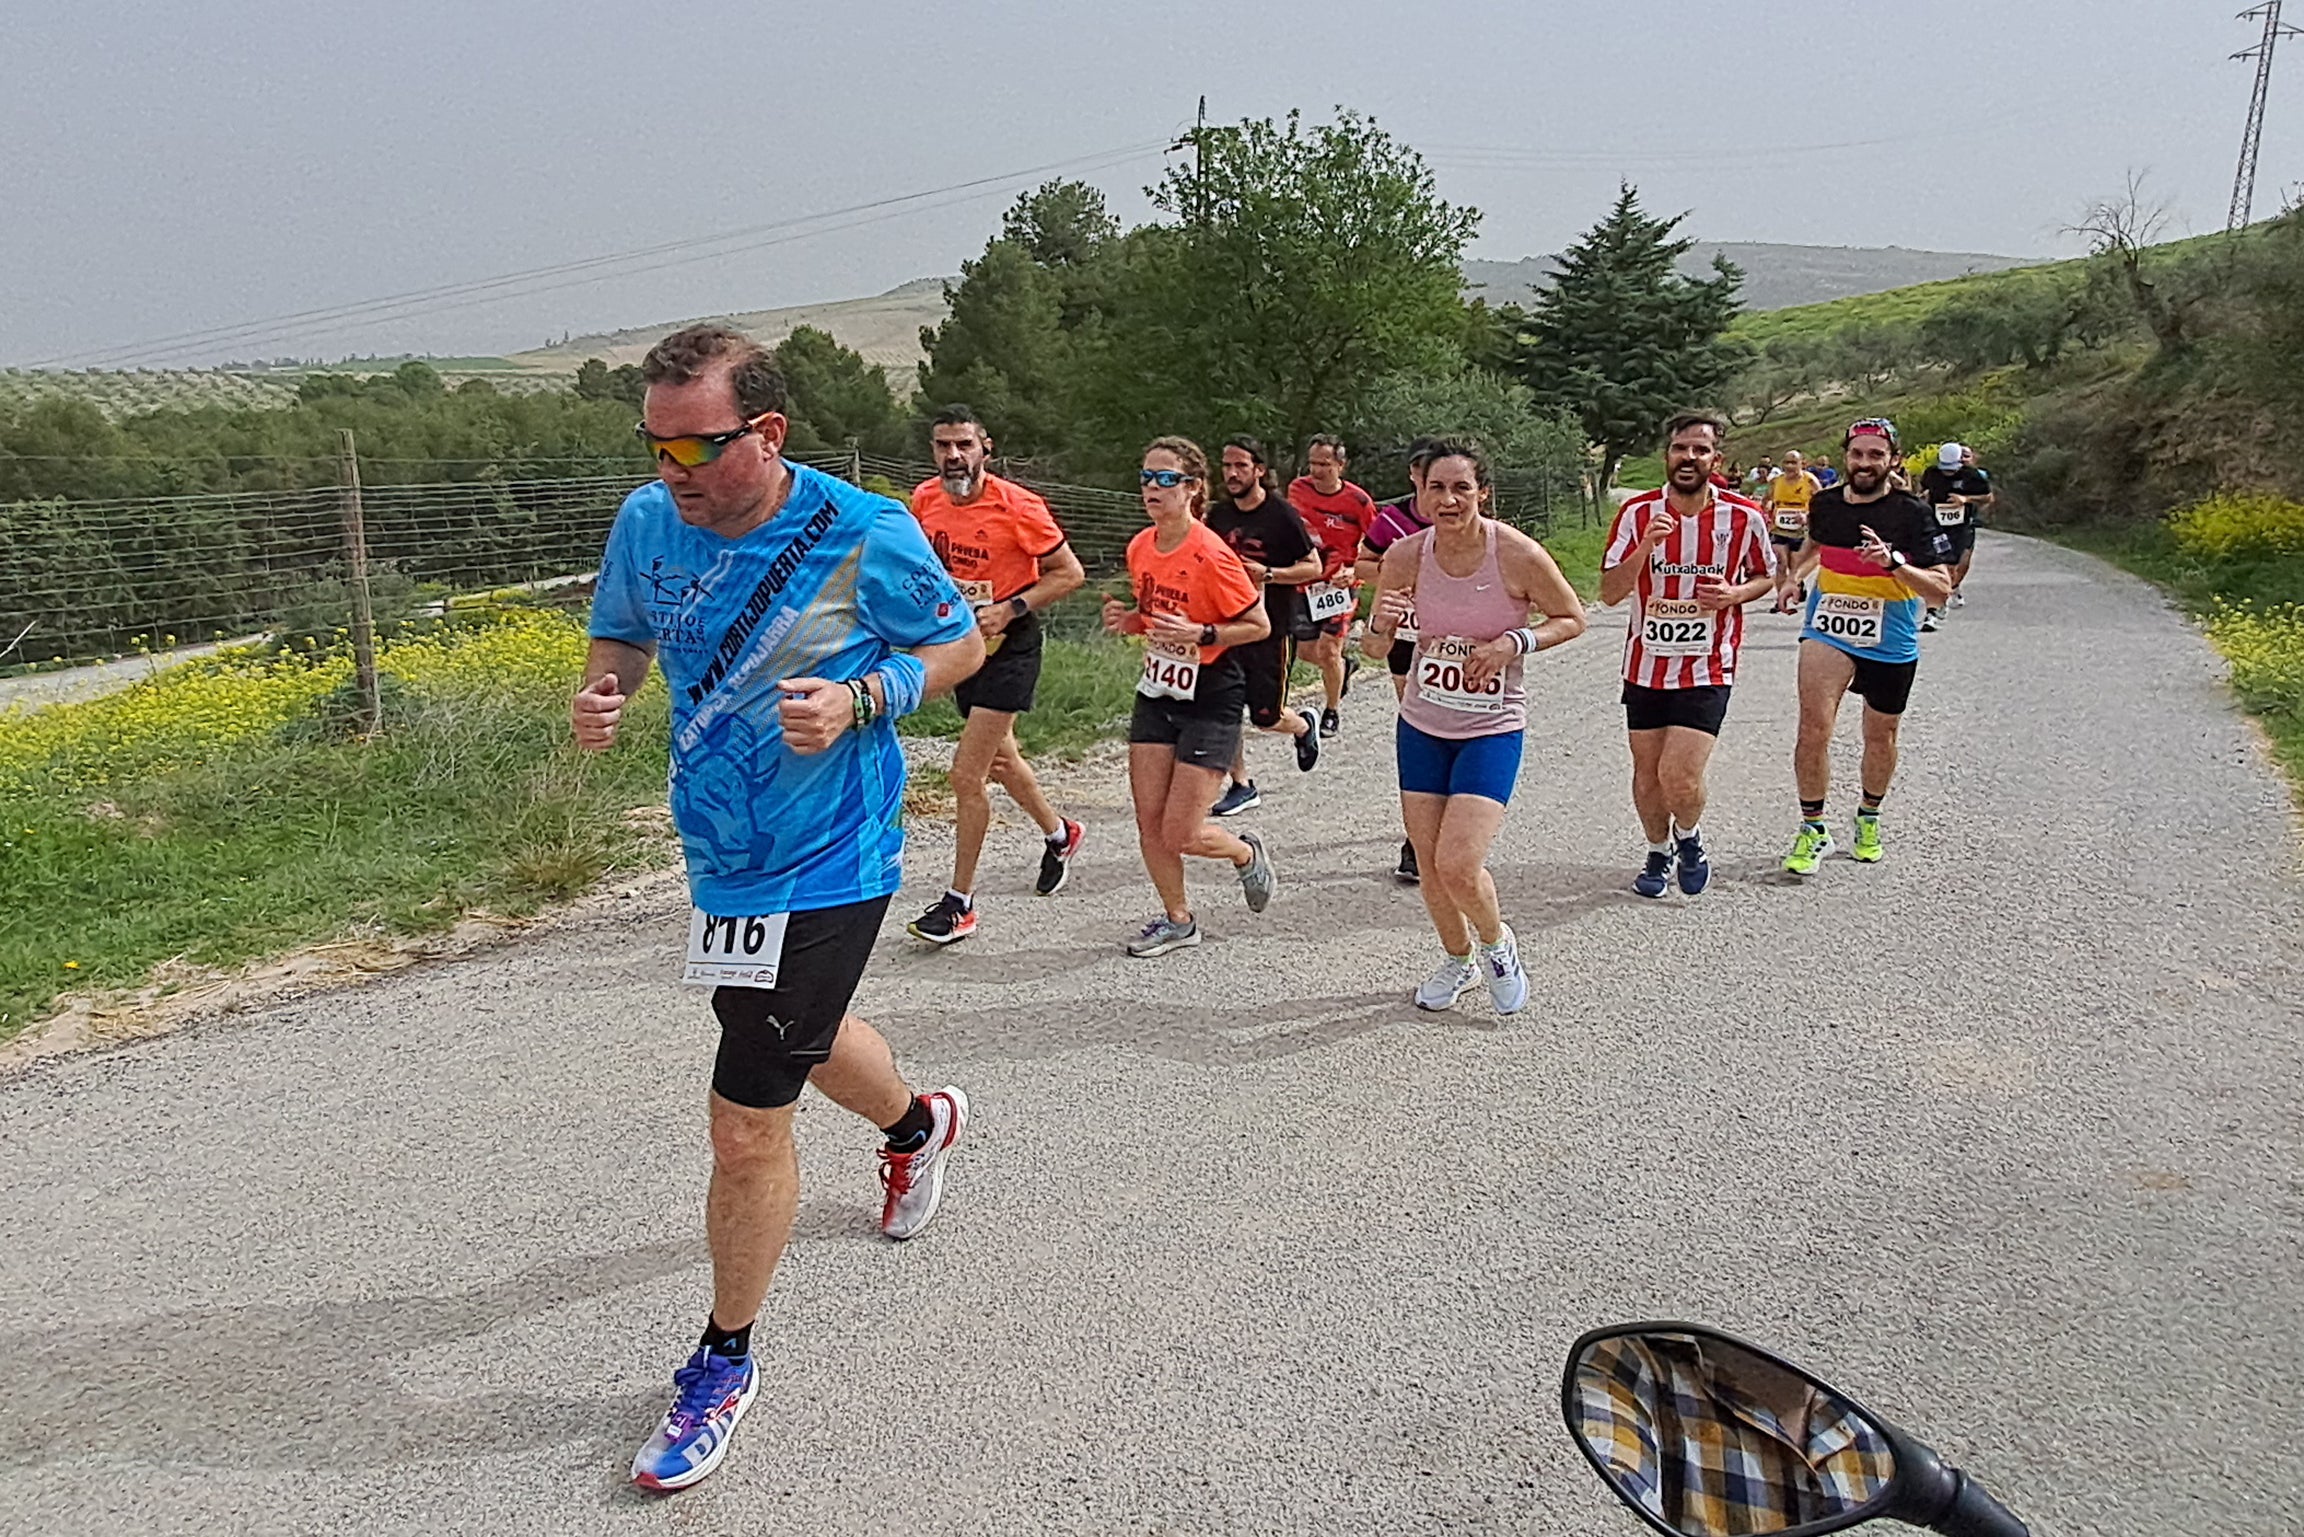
[
  {"x1": 1482, "y1": 926, "x2": 1529, "y2": 1015},
  {"x1": 878, "y1": 1087, "x2": 967, "y2": 1241},
  {"x1": 1414, "y1": 953, "x2": 1477, "y2": 1011}
]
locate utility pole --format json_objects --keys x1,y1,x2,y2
[
  {"x1": 2231, "y1": 1, "x2": 2301, "y2": 231},
  {"x1": 1169, "y1": 96, "x2": 1209, "y2": 226}
]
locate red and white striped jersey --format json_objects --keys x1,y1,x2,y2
[{"x1": 1603, "y1": 489, "x2": 1778, "y2": 689}]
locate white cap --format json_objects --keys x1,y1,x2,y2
[{"x1": 1938, "y1": 442, "x2": 1964, "y2": 469}]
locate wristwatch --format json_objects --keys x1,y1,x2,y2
[
  {"x1": 1008, "y1": 595, "x2": 1030, "y2": 619},
  {"x1": 1886, "y1": 550, "x2": 1908, "y2": 571},
  {"x1": 1199, "y1": 623, "x2": 1218, "y2": 647}
]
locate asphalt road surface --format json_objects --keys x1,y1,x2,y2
[{"x1": 2, "y1": 533, "x2": 2298, "y2": 1536}]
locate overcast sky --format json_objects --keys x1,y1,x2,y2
[{"x1": 2, "y1": 0, "x2": 2292, "y2": 368}]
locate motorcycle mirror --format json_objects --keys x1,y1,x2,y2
[
  {"x1": 1559, "y1": 1323, "x2": 2029, "y2": 1537},
  {"x1": 1562, "y1": 1324, "x2": 1900, "y2": 1537}
]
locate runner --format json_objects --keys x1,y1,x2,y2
[
  {"x1": 1356, "y1": 436, "x2": 1441, "y2": 884},
  {"x1": 575, "y1": 325, "x2": 982, "y2": 1493},
  {"x1": 905, "y1": 405, "x2": 1087, "y2": 944},
  {"x1": 1916, "y1": 442, "x2": 1995, "y2": 624},
  {"x1": 1102, "y1": 435, "x2": 1279, "y2": 956},
  {"x1": 1764, "y1": 448, "x2": 1823, "y2": 603},
  {"x1": 1779, "y1": 417, "x2": 1955, "y2": 874},
  {"x1": 1811, "y1": 452, "x2": 1839, "y2": 489},
  {"x1": 1599, "y1": 413, "x2": 1780, "y2": 898},
  {"x1": 1363, "y1": 437, "x2": 1587, "y2": 1014},
  {"x1": 1204, "y1": 435, "x2": 1322, "y2": 817},
  {"x1": 1916, "y1": 444, "x2": 1990, "y2": 631},
  {"x1": 1286, "y1": 435, "x2": 1379, "y2": 738}
]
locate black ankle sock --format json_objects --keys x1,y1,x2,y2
[
  {"x1": 1859, "y1": 794, "x2": 1884, "y2": 817},
  {"x1": 699, "y1": 1316, "x2": 752, "y2": 1359},
  {"x1": 1800, "y1": 799, "x2": 1825, "y2": 823},
  {"x1": 882, "y1": 1096, "x2": 934, "y2": 1152}
]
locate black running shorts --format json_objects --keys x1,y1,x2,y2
[
  {"x1": 710, "y1": 894, "x2": 892, "y2": 1109},
  {"x1": 1233, "y1": 633, "x2": 1298, "y2": 730},
  {"x1": 1622, "y1": 682, "x2": 1732, "y2": 736},
  {"x1": 953, "y1": 613, "x2": 1042, "y2": 717},
  {"x1": 1388, "y1": 637, "x2": 1415, "y2": 678},
  {"x1": 1943, "y1": 522, "x2": 1977, "y2": 560},
  {"x1": 1847, "y1": 655, "x2": 1919, "y2": 717}
]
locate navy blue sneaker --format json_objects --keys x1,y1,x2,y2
[
  {"x1": 632, "y1": 1347, "x2": 759, "y2": 1492},
  {"x1": 1675, "y1": 833, "x2": 1711, "y2": 896},
  {"x1": 1633, "y1": 850, "x2": 1673, "y2": 899},
  {"x1": 1211, "y1": 780, "x2": 1261, "y2": 817}
]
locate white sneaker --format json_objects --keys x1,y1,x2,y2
[
  {"x1": 1482, "y1": 926, "x2": 1529, "y2": 1015},
  {"x1": 878, "y1": 1086, "x2": 967, "y2": 1241},
  {"x1": 1949, "y1": 590, "x2": 1966, "y2": 609},
  {"x1": 1414, "y1": 953, "x2": 1477, "y2": 1011}
]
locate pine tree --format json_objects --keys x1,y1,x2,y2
[{"x1": 1512, "y1": 184, "x2": 1747, "y2": 506}]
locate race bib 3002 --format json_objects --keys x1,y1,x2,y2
[
  {"x1": 683, "y1": 907, "x2": 790, "y2": 989},
  {"x1": 1810, "y1": 593, "x2": 1886, "y2": 650}
]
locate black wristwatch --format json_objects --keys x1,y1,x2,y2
[
  {"x1": 1008, "y1": 595, "x2": 1030, "y2": 619},
  {"x1": 1199, "y1": 623, "x2": 1218, "y2": 647}
]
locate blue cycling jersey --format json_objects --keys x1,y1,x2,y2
[{"x1": 590, "y1": 464, "x2": 974, "y2": 915}]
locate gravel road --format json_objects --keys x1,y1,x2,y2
[{"x1": 1, "y1": 532, "x2": 2297, "y2": 1536}]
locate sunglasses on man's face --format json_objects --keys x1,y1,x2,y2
[
  {"x1": 635, "y1": 417, "x2": 763, "y2": 468},
  {"x1": 1139, "y1": 469, "x2": 1197, "y2": 489}
]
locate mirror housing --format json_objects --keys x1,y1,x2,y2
[{"x1": 1560, "y1": 1323, "x2": 2028, "y2": 1537}]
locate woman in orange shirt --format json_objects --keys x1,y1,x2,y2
[{"x1": 1102, "y1": 436, "x2": 1280, "y2": 957}]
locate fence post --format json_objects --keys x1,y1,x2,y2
[
  {"x1": 847, "y1": 442, "x2": 863, "y2": 486},
  {"x1": 337, "y1": 428, "x2": 382, "y2": 733}
]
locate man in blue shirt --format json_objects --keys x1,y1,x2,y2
[{"x1": 573, "y1": 325, "x2": 984, "y2": 1494}]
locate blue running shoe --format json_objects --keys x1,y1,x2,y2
[
  {"x1": 632, "y1": 1347, "x2": 759, "y2": 1493},
  {"x1": 1632, "y1": 850, "x2": 1673, "y2": 899},
  {"x1": 1675, "y1": 833, "x2": 1711, "y2": 896}
]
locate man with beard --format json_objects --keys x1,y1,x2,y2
[
  {"x1": 1205, "y1": 435, "x2": 1323, "y2": 816},
  {"x1": 1599, "y1": 413, "x2": 1779, "y2": 898},
  {"x1": 905, "y1": 405, "x2": 1088, "y2": 944},
  {"x1": 1779, "y1": 418, "x2": 1955, "y2": 874}
]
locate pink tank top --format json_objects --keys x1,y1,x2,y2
[{"x1": 1397, "y1": 521, "x2": 1530, "y2": 739}]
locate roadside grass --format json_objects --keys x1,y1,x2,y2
[{"x1": 907, "y1": 634, "x2": 1142, "y2": 757}]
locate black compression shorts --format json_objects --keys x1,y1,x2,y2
[
  {"x1": 1233, "y1": 634, "x2": 1299, "y2": 730},
  {"x1": 710, "y1": 894, "x2": 892, "y2": 1109},
  {"x1": 1622, "y1": 682, "x2": 1731, "y2": 736}
]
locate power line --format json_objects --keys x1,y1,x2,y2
[
  {"x1": 30, "y1": 141, "x2": 1167, "y2": 372},
  {"x1": 2231, "y1": 1, "x2": 2301, "y2": 231}
]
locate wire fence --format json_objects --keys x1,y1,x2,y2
[{"x1": 1, "y1": 447, "x2": 1580, "y2": 668}]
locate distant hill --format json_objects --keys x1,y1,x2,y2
[
  {"x1": 508, "y1": 277, "x2": 950, "y2": 386},
  {"x1": 1463, "y1": 243, "x2": 2035, "y2": 314},
  {"x1": 500, "y1": 245, "x2": 2038, "y2": 387}
]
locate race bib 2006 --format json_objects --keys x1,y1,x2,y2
[
  {"x1": 1416, "y1": 635, "x2": 1507, "y2": 714},
  {"x1": 1641, "y1": 598, "x2": 1713, "y2": 658},
  {"x1": 1810, "y1": 593, "x2": 1886, "y2": 650},
  {"x1": 1137, "y1": 638, "x2": 1200, "y2": 701},
  {"x1": 683, "y1": 908, "x2": 790, "y2": 988},
  {"x1": 1396, "y1": 599, "x2": 1420, "y2": 645}
]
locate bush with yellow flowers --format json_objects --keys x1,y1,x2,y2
[
  {"x1": 2168, "y1": 493, "x2": 2304, "y2": 564},
  {"x1": 2204, "y1": 600, "x2": 2304, "y2": 720},
  {"x1": 0, "y1": 607, "x2": 594, "y2": 794}
]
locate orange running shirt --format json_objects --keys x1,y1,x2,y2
[
  {"x1": 1126, "y1": 519, "x2": 1262, "y2": 664},
  {"x1": 909, "y1": 474, "x2": 1068, "y2": 604}
]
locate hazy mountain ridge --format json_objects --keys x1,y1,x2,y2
[
  {"x1": 1463, "y1": 242, "x2": 2033, "y2": 313},
  {"x1": 502, "y1": 243, "x2": 2034, "y2": 378}
]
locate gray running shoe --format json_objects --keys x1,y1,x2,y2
[
  {"x1": 1126, "y1": 914, "x2": 1200, "y2": 958},
  {"x1": 1413, "y1": 953, "x2": 1477, "y2": 1011},
  {"x1": 1237, "y1": 831, "x2": 1276, "y2": 913},
  {"x1": 1482, "y1": 924, "x2": 1529, "y2": 1015}
]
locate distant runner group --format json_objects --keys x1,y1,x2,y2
[{"x1": 571, "y1": 323, "x2": 1975, "y2": 1494}]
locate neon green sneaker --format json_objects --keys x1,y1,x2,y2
[
  {"x1": 1783, "y1": 823, "x2": 1834, "y2": 875},
  {"x1": 1850, "y1": 814, "x2": 1884, "y2": 864}
]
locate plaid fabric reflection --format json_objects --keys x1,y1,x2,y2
[{"x1": 1575, "y1": 1335, "x2": 1896, "y2": 1536}]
